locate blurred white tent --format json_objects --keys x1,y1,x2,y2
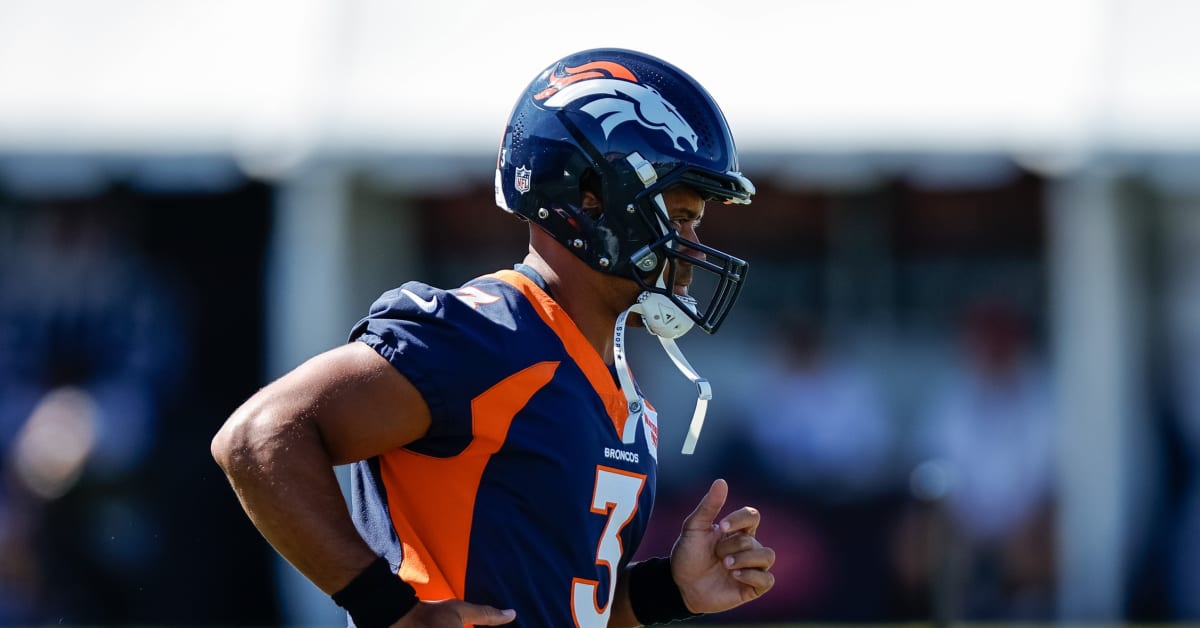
[{"x1": 1, "y1": 0, "x2": 1198, "y2": 164}]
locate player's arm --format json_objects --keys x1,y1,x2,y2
[
  {"x1": 212, "y1": 340, "x2": 516, "y2": 627},
  {"x1": 210, "y1": 340, "x2": 429, "y2": 595}
]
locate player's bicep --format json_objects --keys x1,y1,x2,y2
[{"x1": 256, "y1": 340, "x2": 431, "y2": 465}]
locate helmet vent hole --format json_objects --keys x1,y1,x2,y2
[{"x1": 512, "y1": 111, "x2": 529, "y2": 152}]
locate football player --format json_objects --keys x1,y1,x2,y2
[{"x1": 212, "y1": 48, "x2": 775, "y2": 627}]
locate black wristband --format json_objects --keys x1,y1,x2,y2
[
  {"x1": 627, "y1": 556, "x2": 702, "y2": 625},
  {"x1": 332, "y1": 556, "x2": 419, "y2": 628}
]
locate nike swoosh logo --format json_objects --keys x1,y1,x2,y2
[{"x1": 400, "y1": 288, "x2": 438, "y2": 313}]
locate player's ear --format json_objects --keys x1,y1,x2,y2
[
  {"x1": 580, "y1": 168, "x2": 602, "y2": 219},
  {"x1": 581, "y1": 191, "x2": 601, "y2": 218}
]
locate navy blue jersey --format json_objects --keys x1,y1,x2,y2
[{"x1": 347, "y1": 267, "x2": 660, "y2": 627}]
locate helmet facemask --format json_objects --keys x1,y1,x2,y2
[{"x1": 596, "y1": 157, "x2": 751, "y2": 335}]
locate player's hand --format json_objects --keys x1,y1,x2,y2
[
  {"x1": 669, "y1": 478, "x2": 776, "y2": 614},
  {"x1": 391, "y1": 599, "x2": 516, "y2": 627}
]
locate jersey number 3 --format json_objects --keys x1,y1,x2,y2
[{"x1": 571, "y1": 465, "x2": 647, "y2": 628}]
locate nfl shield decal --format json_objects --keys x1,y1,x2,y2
[{"x1": 515, "y1": 166, "x2": 531, "y2": 193}]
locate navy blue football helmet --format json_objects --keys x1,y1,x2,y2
[{"x1": 494, "y1": 48, "x2": 754, "y2": 334}]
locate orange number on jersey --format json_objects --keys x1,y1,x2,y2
[{"x1": 571, "y1": 465, "x2": 647, "y2": 628}]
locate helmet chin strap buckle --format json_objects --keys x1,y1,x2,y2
[
  {"x1": 636, "y1": 291, "x2": 695, "y2": 339},
  {"x1": 613, "y1": 290, "x2": 712, "y2": 455}
]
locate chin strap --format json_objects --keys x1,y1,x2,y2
[
  {"x1": 614, "y1": 307, "x2": 644, "y2": 446},
  {"x1": 613, "y1": 293, "x2": 713, "y2": 455}
]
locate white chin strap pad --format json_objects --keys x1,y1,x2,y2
[
  {"x1": 636, "y1": 291, "x2": 695, "y2": 340},
  {"x1": 614, "y1": 293, "x2": 712, "y2": 455}
]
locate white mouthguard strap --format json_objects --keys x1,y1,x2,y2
[
  {"x1": 656, "y1": 334, "x2": 712, "y2": 455},
  {"x1": 614, "y1": 307, "x2": 644, "y2": 445},
  {"x1": 613, "y1": 299, "x2": 712, "y2": 454}
]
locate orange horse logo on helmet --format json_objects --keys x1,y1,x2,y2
[{"x1": 534, "y1": 61, "x2": 700, "y2": 154}]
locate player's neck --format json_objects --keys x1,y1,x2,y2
[{"x1": 521, "y1": 243, "x2": 634, "y2": 365}]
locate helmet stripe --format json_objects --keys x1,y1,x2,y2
[{"x1": 533, "y1": 61, "x2": 638, "y2": 100}]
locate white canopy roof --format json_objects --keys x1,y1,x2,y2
[{"x1": 1, "y1": 0, "x2": 1197, "y2": 162}]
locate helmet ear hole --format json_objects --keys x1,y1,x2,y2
[{"x1": 579, "y1": 168, "x2": 602, "y2": 219}]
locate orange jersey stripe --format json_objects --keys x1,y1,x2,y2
[
  {"x1": 379, "y1": 360, "x2": 559, "y2": 601},
  {"x1": 489, "y1": 269, "x2": 630, "y2": 439}
]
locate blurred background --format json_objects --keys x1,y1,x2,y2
[{"x1": 2, "y1": 0, "x2": 1199, "y2": 625}]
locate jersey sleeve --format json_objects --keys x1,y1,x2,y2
[{"x1": 348, "y1": 280, "x2": 524, "y2": 456}]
